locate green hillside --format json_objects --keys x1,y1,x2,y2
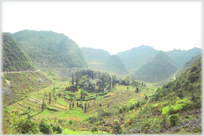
[
  {"x1": 80, "y1": 47, "x2": 111, "y2": 64},
  {"x1": 3, "y1": 33, "x2": 37, "y2": 72},
  {"x1": 135, "y1": 51, "x2": 178, "y2": 82},
  {"x1": 166, "y1": 48, "x2": 202, "y2": 68},
  {"x1": 123, "y1": 57, "x2": 202, "y2": 134},
  {"x1": 116, "y1": 45, "x2": 158, "y2": 70},
  {"x1": 12, "y1": 30, "x2": 88, "y2": 68},
  {"x1": 103, "y1": 55, "x2": 128, "y2": 75},
  {"x1": 176, "y1": 53, "x2": 202, "y2": 77}
]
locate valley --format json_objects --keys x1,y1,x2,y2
[{"x1": 2, "y1": 31, "x2": 202, "y2": 135}]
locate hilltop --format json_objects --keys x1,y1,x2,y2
[
  {"x1": 166, "y1": 47, "x2": 202, "y2": 68},
  {"x1": 3, "y1": 33, "x2": 37, "y2": 72},
  {"x1": 116, "y1": 45, "x2": 158, "y2": 70},
  {"x1": 103, "y1": 55, "x2": 128, "y2": 75},
  {"x1": 12, "y1": 30, "x2": 88, "y2": 68},
  {"x1": 134, "y1": 51, "x2": 178, "y2": 82},
  {"x1": 80, "y1": 47, "x2": 111, "y2": 64}
]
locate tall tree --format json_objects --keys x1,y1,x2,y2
[{"x1": 49, "y1": 93, "x2": 51, "y2": 105}]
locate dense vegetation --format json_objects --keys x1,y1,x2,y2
[
  {"x1": 2, "y1": 30, "x2": 202, "y2": 135},
  {"x1": 166, "y1": 48, "x2": 202, "y2": 68},
  {"x1": 3, "y1": 33, "x2": 37, "y2": 72},
  {"x1": 134, "y1": 51, "x2": 178, "y2": 83},
  {"x1": 116, "y1": 45, "x2": 158, "y2": 70},
  {"x1": 80, "y1": 47, "x2": 111, "y2": 64},
  {"x1": 121, "y1": 58, "x2": 202, "y2": 134},
  {"x1": 12, "y1": 30, "x2": 88, "y2": 68},
  {"x1": 176, "y1": 53, "x2": 201, "y2": 77},
  {"x1": 102, "y1": 55, "x2": 128, "y2": 75}
]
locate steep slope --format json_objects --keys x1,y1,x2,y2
[
  {"x1": 103, "y1": 55, "x2": 128, "y2": 75},
  {"x1": 12, "y1": 30, "x2": 88, "y2": 68},
  {"x1": 3, "y1": 33, "x2": 37, "y2": 72},
  {"x1": 123, "y1": 58, "x2": 202, "y2": 134},
  {"x1": 116, "y1": 45, "x2": 158, "y2": 70},
  {"x1": 135, "y1": 51, "x2": 178, "y2": 82},
  {"x1": 166, "y1": 47, "x2": 202, "y2": 68},
  {"x1": 80, "y1": 47, "x2": 111, "y2": 64},
  {"x1": 176, "y1": 53, "x2": 202, "y2": 77}
]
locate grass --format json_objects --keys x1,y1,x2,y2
[
  {"x1": 128, "y1": 99, "x2": 136, "y2": 104},
  {"x1": 55, "y1": 107, "x2": 86, "y2": 119},
  {"x1": 57, "y1": 98, "x2": 68, "y2": 106},
  {"x1": 62, "y1": 128, "x2": 109, "y2": 134}
]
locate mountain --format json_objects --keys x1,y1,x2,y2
[
  {"x1": 116, "y1": 45, "x2": 158, "y2": 70},
  {"x1": 80, "y1": 47, "x2": 111, "y2": 64},
  {"x1": 134, "y1": 51, "x2": 178, "y2": 83},
  {"x1": 3, "y1": 33, "x2": 37, "y2": 71},
  {"x1": 176, "y1": 53, "x2": 202, "y2": 77},
  {"x1": 166, "y1": 47, "x2": 202, "y2": 68},
  {"x1": 103, "y1": 55, "x2": 128, "y2": 75},
  {"x1": 12, "y1": 30, "x2": 88, "y2": 68}
]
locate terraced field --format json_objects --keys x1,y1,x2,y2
[{"x1": 6, "y1": 82, "x2": 157, "y2": 123}]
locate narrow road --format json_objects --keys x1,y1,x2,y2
[
  {"x1": 2, "y1": 69, "x2": 40, "y2": 76},
  {"x1": 174, "y1": 75, "x2": 176, "y2": 80}
]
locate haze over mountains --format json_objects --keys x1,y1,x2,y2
[
  {"x1": 12, "y1": 30, "x2": 88, "y2": 68},
  {"x1": 3, "y1": 29, "x2": 202, "y2": 83},
  {"x1": 81, "y1": 47, "x2": 111, "y2": 64},
  {"x1": 134, "y1": 51, "x2": 178, "y2": 83}
]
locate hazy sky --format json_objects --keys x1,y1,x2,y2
[{"x1": 2, "y1": 1, "x2": 202, "y2": 55}]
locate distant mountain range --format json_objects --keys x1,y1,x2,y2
[
  {"x1": 116, "y1": 45, "x2": 158, "y2": 70},
  {"x1": 166, "y1": 48, "x2": 202, "y2": 68},
  {"x1": 12, "y1": 30, "x2": 88, "y2": 68},
  {"x1": 80, "y1": 47, "x2": 111, "y2": 64},
  {"x1": 102, "y1": 55, "x2": 128, "y2": 75},
  {"x1": 3, "y1": 33, "x2": 37, "y2": 72},
  {"x1": 134, "y1": 51, "x2": 178, "y2": 83}
]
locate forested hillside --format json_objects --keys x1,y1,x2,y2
[
  {"x1": 80, "y1": 47, "x2": 111, "y2": 64},
  {"x1": 3, "y1": 33, "x2": 37, "y2": 72},
  {"x1": 103, "y1": 55, "x2": 128, "y2": 75},
  {"x1": 134, "y1": 51, "x2": 178, "y2": 82},
  {"x1": 166, "y1": 48, "x2": 202, "y2": 68},
  {"x1": 123, "y1": 57, "x2": 202, "y2": 134},
  {"x1": 12, "y1": 30, "x2": 88, "y2": 68},
  {"x1": 116, "y1": 45, "x2": 158, "y2": 70},
  {"x1": 176, "y1": 53, "x2": 202, "y2": 77}
]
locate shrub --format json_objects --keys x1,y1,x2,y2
[
  {"x1": 91, "y1": 126, "x2": 97, "y2": 134},
  {"x1": 39, "y1": 119, "x2": 53, "y2": 134},
  {"x1": 170, "y1": 114, "x2": 180, "y2": 127},
  {"x1": 69, "y1": 120, "x2": 73, "y2": 125},
  {"x1": 16, "y1": 118, "x2": 39, "y2": 134},
  {"x1": 58, "y1": 119, "x2": 63, "y2": 124},
  {"x1": 52, "y1": 125, "x2": 63, "y2": 134},
  {"x1": 113, "y1": 124, "x2": 122, "y2": 134}
]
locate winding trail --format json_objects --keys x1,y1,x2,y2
[{"x1": 174, "y1": 75, "x2": 176, "y2": 80}]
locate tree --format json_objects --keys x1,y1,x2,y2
[
  {"x1": 17, "y1": 118, "x2": 39, "y2": 134},
  {"x1": 170, "y1": 114, "x2": 180, "y2": 126},
  {"x1": 75, "y1": 76, "x2": 79, "y2": 90},
  {"x1": 49, "y1": 93, "x2": 51, "y2": 105},
  {"x1": 42, "y1": 99, "x2": 45, "y2": 111},
  {"x1": 39, "y1": 119, "x2": 53, "y2": 134},
  {"x1": 77, "y1": 101, "x2": 79, "y2": 107},
  {"x1": 125, "y1": 76, "x2": 130, "y2": 85},
  {"x1": 188, "y1": 83, "x2": 193, "y2": 92},
  {"x1": 72, "y1": 103, "x2": 74, "y2": 108},
  {"x1": 113, "y1": 124, "x2": 122, "y2": 134},
  {"x1": 91, "y1": 126, "x2": 98, "y2": 134},
  {"x1": 72, "y1": 73, "x2": 74, "y2": 85}
]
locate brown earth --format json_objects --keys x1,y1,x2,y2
[{"x1": 64, "y1": 116, "x2": 84, "y2": 121}]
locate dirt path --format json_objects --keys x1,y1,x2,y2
[{"x1": 64, "y1": 116, "x2": 84, "y2": 121}]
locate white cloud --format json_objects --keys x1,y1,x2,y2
[{"x1": 2, "y1": 1, "x2": 202, "y2": 55}]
